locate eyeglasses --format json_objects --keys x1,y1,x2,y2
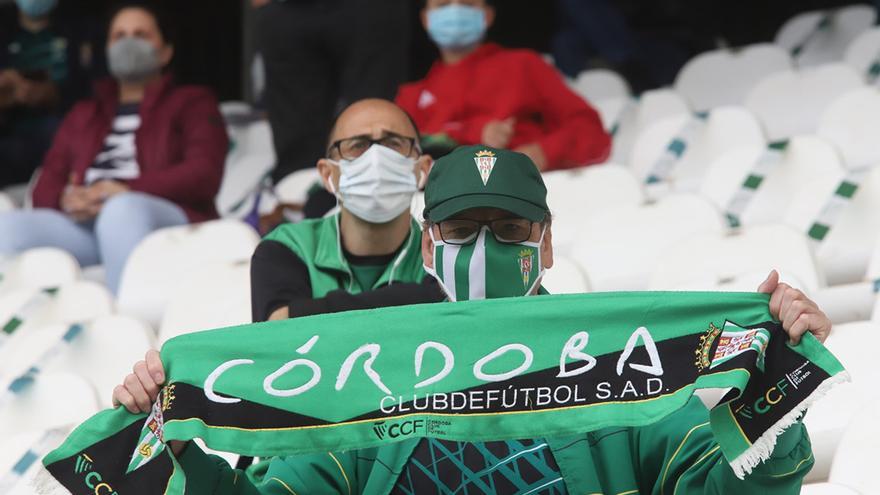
[
  {"x1": 436, "y1": 218, "x2": 536, "y2": 245},
  {"x1": 327, "y1": 132, "x2": 420, "y2": 160}
]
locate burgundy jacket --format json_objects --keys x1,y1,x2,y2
[{"x1": 32, "y1": 74, "x2": 228, "y2": 223}]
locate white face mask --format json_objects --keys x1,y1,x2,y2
[{"x1": 329, "y1": 144, "x2": 419, "y2": 224}]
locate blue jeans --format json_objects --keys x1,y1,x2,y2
[{"x1": 0, "y1": 192, "x2": 188, "y2": 294}]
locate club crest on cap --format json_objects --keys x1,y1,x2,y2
[{"x1": 474, "y1": 150, "x2": 497, "y2": 186}]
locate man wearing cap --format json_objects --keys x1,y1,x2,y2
[{"x1": 114, "y1": 146, "x2": 829, "y2": 493}]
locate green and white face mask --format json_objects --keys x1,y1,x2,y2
[{"x1": 425, "y1": 226, "x2": 545, "y2": 301}]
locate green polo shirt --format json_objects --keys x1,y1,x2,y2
[{"x1": 262, "y1": 213, "x2": 427, "y2": 297}]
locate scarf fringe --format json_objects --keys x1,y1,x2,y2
[{"x1": 728, "y1": 371, "x2": 851, "y2": 479}]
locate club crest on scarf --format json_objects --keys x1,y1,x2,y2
[
  {"x1": 713, "y1": 323, "x2": 770, "y2": 372},
  {"x1": 518, "y1": 248, "x2": 534, "y2": 287},
  {"x1": 695, "y1": 321, "x2": 770, "y2": 372},
  {"x1": 127, "y1": 384, "x2": 175, "y2": 473},
  {"x1": 474, "y1": 149, "x2": 497, "y2": 185}
]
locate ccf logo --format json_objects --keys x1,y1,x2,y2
[
  {"x1": 73, "y1": 453, "x2": 117, "y2": 494},
  {"x1": 735, "y1": 378, "x2": 791, "y2": 419},
  {"x1": 372, "y1": 420, "x2": 425, "y2": 440}
]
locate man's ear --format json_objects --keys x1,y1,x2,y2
[
  {"x1": 421, "y1": 226, "x2": 434, "y2": 270},
  {"x1": 317, "y1": 159, "x2": 338, "y2": 194},
  {"x1": 484, "y1": 5, "x2": 496, "y2": 30},
  {"x1": 159, "y1": 44, "x2": 174, "y2": 68},
  {"x1": 541, "y1": 226, "x2": 554, "y2": 270},
  {"x1": 416, "y1": 154, "x2": 433, "y2": 190},
  {"x1": 420, "y1": 8, "x2": 430, "y2": 33}
]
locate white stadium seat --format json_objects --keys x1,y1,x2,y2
[
  {"x1": 411, "y1": 191, "x2": 426, "y2": 223},
  {"x1": 47, "y1": 315, "x2": 154, "y2": 408},
  {"x1": 158, "y1": 260, "x2": 252, "y2": 344},
  {"x1": 649, "y1": 224, "x2": 822, "y2": 293},
  {"x1": 674, "y1": 43, "x2": 793, "y2": 112},
  {"x1": 216, "y1": 120, "x2": 276, "y2": 218},
  {"x1": 744, "y1": 64, "x2": 864, "y2": 141},
  {"x1": 571, "y1": 194, "x2": 724, "y2": 292},
  {"x1": 543, "y1": 164, "x2": 644, "y2": 255},
  {"x1": 219, "y1": 100, "x2": 253, "y2": 120},
  {"x1": 775, "y1": 5, "x2": 877, "y2": 67},
  {"x1": 826, "y1": 395, "x2": 880, "y2": 493},
  {"x1": 0, "y1": 288, "x2": 35, "y2": 335},
  {"x1": 273, "y1": 167, "x2": 326, "y2": 224},
  {"x1": 0, "y1": 248, "x2": 80, "y2": 294},
  {"x1": 610, "y1": 88, "x2": 690, "y2": 166},
  {"x1": 541, "y1": 255, "x2": 590, "y2": 295},
  {"x1": 117, "y1": 220, "x2": 260, "y2": 327},
  {"x1": 0, "y1": 321, "x2": 99, "y2": 390},
  {"x1": 868, "y1": 233, "x2": 880, "y2": 278},
  {"x1": 0, "y1": 372, "x2": 99, "y2": 436},
  {"x1": 1, "y1": 428, "x2": 70, "y2": 495},
  {"x1": 800, "y1": 483, "x2": 860, "y2": 495},
  {"x1": 568, "y1": 68, "x2": 631, "y2": 103},
  {"x1": 590, "y1": 97, "x2": 633, "y2": 133},
  {"x1": 700, "y1": 135, "x2": 846, "y2": 230},
  {"x1": 2, "y1": 184, "x2": 27, "y2": 210},
  {"x1": 0, "y1": 282, "x2": 113, "y2": 363},
  {"x1": 628, "y1": 106, "x2": 765, "y2": 191},
  {"x1": 812, "y1": 280, "x2": 877, "y2": 325},
  {"x1": 805, "y1": 166, "x2": 880, "y2": 285},
  {"x1": 867, "y1": 235, "x2": 880, "y2": 322},
  {"x1": 275, "y1": 168, "x2": 322, "y2": 206},
  {"x1": 40, "y1": 281, "x2": 114, "y2": 326},
  {"x1": 818, "y1": 87, "x2": 880, "y2": 169},
  {"x1": 844, "y1": 26, "x2": 880, "y2": 80},
  {"x1": 803, "y1": 321, "x2": 880, "y2": 483},
  {"x1": 244, "y1": 119, "x2": 274, "y2": 155},
  {"x1": 0, "y1": 192, "x2": 14, "y2": 213},
  {"x1": 695, "y1": 95, "x2": 880, "y2": 285}
]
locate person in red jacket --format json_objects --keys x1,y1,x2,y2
[
  {"x1": 0, "y1": 3, "x2": 228, "y2": 294},
  {"x1": 397, "y1": 0, "x2": 611, "y2": 171}
]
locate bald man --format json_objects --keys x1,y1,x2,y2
[{"x1": 250, "y1": 98, "x2": 434, "y2": 323}]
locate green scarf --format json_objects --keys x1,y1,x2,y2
[{"x1": 43, "y1": 292, "x2": 847, "y2": 493}]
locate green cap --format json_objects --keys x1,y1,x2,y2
[{"x1": 424, "y1": 145, "x2": 549, "y2": 222}]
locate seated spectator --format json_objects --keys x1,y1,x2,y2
[
  {"x1": 250, "y1": 98, "x2": 432, "y2": 323},
  {"x1": 115, "y1": 146, "x2": 828, "y2": 493},
  {"x1": 0, "y1": 0, "x2": 96, "y2": 187},
  {"x1": 397, "y1": 0, "x2": 611, "y2": 170},
  {"x1": 0, "y1": 3, "x2": 227, "y2": 294}
]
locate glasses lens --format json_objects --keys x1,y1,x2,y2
[
  {"x1": 379, "y1": 135, "x2": 413, "y2": 156},
  {"x1": 439, "y1": 220, "x2": 480, "y2": 245},
  {"x1": 338, "y1": 137, "x2": 372, "y2": 159},
  {"x1": 490, "y1": 219, "x2": 533, "y2": 243}
]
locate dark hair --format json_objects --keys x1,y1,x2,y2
[
  {"x1": 326, "y1": 100, "x2": 423, "y2": 152},
  {"x1": 107, "y1": 1, "x2": 176, "y2": 46}
]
